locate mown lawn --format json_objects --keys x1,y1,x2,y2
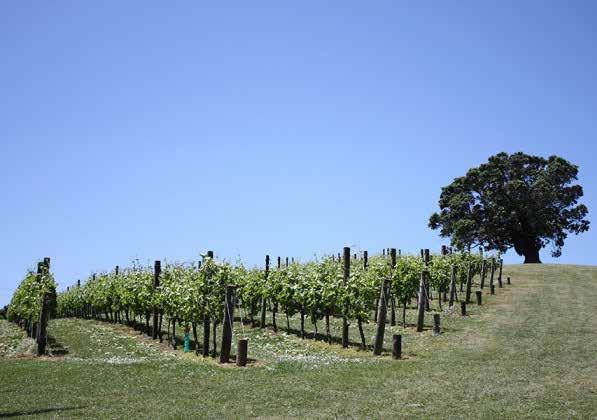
[{"x1": 1, "y1": 264, "x2": 596, "y2": 418}]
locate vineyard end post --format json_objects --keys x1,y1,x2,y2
[
  {"x1": 36, "y1": 292, "x2": 51, "y2": 356},
  {"x1": 237, "y1": 338, "x2": 248, "y2": 367},
  {"x1": 392, "y1": 334, "x2": 402, "y2": 360},
  {"x1": 433, "y1": 313, "x2": 440, "y2": 336}
]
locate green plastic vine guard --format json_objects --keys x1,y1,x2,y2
[{"x1": 183, "y1": 327, "x2": 190, "y2": 352}]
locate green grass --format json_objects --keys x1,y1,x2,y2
[
  {"x1": 0, "y1": 320, "x2": 35, "y2": 357},
  {"x1": 1, "y1": 264, "x2": 596, "y2": 418}
]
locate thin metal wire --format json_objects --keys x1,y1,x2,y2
[
  {"x1": 238, "y1": 297, "x2": 246, "y2": 337},
  {"x1": 225, "y1": 290, "x2": 234, "y2": 340}
]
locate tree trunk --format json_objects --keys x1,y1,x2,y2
[
  {"x1": 158, "y1": 310, "x2": 163, "y2": 342},
  {"x1": 272, "y1": 302, "x2": 277, "y2": 333},
  {"x1": 523, "y1": 245, "x2": 541, "y2": 263},
  {"x1": 300, "y1": 307, "x2": 305, "y2": 339},
  {"x1": 286, "y1": 310, "x2": 290, "y2": 330},
  {"x1": 260, "y1": 297, "x2": 267, "y2": 328},
  {"x1": 192, "y1": 322, "x2": 199, "y2": 355},
  {"x1": 212, "y1": 320, "x2": 217, "y2": 358},
  {"x1": 357, "y1": 318, "x2": 366, "y2": 350},
  {"x1": 202, "y1": 316, "x2": 210, "y2": 357},
  {"x1": 171, "y1": 318, "x2": 177, "y2": 349},
  {"x1": 402, "y1": 301, "x2": 407, "y2": 327}
]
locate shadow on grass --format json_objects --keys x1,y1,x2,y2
[
  {"x1": 47, "y1": 335, "x2": 69, "y2": 356},
  {"x1": 281, "y1": 326, "x2": 372, "y2": 349},
  {"x1": 0, "y1": 406, "x2": 85, "y2": 418},
  {"x1": 233, "y1": 316, "x2": 449, "y2": 353}
]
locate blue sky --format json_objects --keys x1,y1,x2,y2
[{"x1": 1, "y1": 1, "x2": 595, "y2": 304}]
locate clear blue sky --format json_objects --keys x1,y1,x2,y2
[{"x1": 1, "y1": 1, "x2": 595, "y2": 304}]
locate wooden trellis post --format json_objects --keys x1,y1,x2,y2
[
  {"x1": 373, "y1": 278, "x2": 390, "y2": 355},
  {"x1": 37, "y1": 292, "x2": 51, "y2": 356},
  {"x1": 416, "y1": 271, "x2": 428, "y2": 332},
  {"x1": 220, "y1": 285, "x2": 236, "y2": 363},
  {"x1": 272, "y1": 257, "x2": 281, "y2": 332},
  {"x1": 390, "y1": 248, "x2": 397, "y2": 326},
  {"x1": 237, "y1": 339, "x2": 248, "y2": 367},
  {"x1": 36, "y1": 258, "x2": 52, "y2": 356},
  {"x1": 260, "y1": 255, "x2": 269, "y2": 328},
  {"x1": 489, "y1": 258, "x2": 495, "y2": 290},
  {"x1": 433, "y1": 313, "x2": 441, "y2": 335},
  {"x1": 342, "y1": 247, "x2": 350, "y2": 348},
  {"x1": 423, "y1": 250, "x2": 431, "y2": 309},
  {"x1": 202, "y1": 251, "x2": 214, "y2": 357},
  {"x1": 152, "y1": 261, "x2": 161, "y2": 340}
]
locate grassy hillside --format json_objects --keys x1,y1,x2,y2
[{"x1": 1, "y1": 264, "x2": 596, "y2": 418}]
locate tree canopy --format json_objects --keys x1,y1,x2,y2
[{"x1": 429, "y1": 152, "x2": 590, "y2": 263}]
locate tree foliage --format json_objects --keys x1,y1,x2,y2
[{"x1": 429, "y1": 152, "x2": 590, "y2": 263}]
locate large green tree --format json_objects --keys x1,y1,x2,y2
[{"x1": 429, "y1": 152, "x2": 590, "y2": 263}]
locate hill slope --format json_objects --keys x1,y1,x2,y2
[{"x1": 0, "y1": 264, "x2": 596, "y2": 418}]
